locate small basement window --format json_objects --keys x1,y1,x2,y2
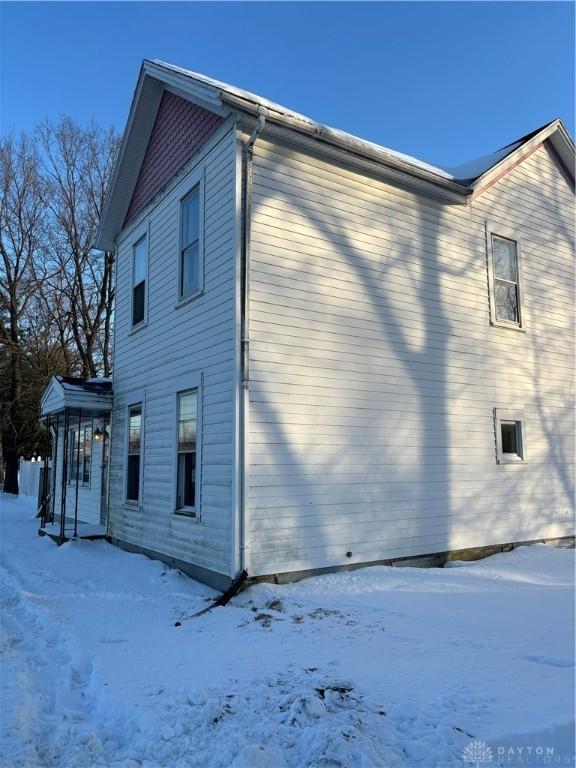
[
  {"x1": 500, "y1": 422, "x2": 518, "y2": 455},
  {"x1": 495, "y1": 409, "x2": 526, "y2": 463}
]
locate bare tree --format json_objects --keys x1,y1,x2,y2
[
  {"x1": 38, "y1": 118, "x2": 118, "y2": 377},
  {"x1": 0, "y1": 135, "x2": 46, "y2": 493},
  {"x1": 0, "y1": 118, "x2": 119, "y2": 493}
]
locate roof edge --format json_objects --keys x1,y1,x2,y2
[
  {"x1": 469, "y1": 119, "x2": 574, "y2": 200},
  {"x1": 95, "y1": 60, "x2": 471, "y2": 250},
  {"x1": 95, "y1": 60, "x2": 574, "y2": 249},
  {"x1": 40, "y1": 376, "x2": 114, "y2": 418},
  {"x1": 220, "y1": 90, "x2": 470, "y2": 199},
  {"x1": 148, "y1": 58, "x2": 470, "y2": 197},
  {"x1": 94, "y1": 64, "x2": 166, "y2": 251},
  {"x1": 40, "y1": 375, "x2": 63, "y2": 410}
]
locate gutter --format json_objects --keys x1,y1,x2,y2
[
  {"x1": 221, "y1": 92, "x2": 470, "y2": 200},
  {"x1": 238, "y1": 114, "x2": 266, "y2": 576}
]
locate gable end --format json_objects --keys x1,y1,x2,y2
[
  {"x1": 544, "y1": 139, "x2": 576, "y2": 192},
  {"x1": 124, "y1": 91, "x2": 224, "y2": 226}
]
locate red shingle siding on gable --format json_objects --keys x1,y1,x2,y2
[{"x1": 124, "y1": 91, "x2": 224, "y2": 226}]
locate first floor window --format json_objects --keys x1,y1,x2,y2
[
  {"x1": 127, "y1": 404, "x2": 142, "y2": 501},
  {"x1": 176, "y1": 389, "x2": 198, "y2": 511},
  {"x1": 487, "y1": 225, "x2": 524, "y2": 330},
  {"x1": 495, "y1": 409, "x2": 526, "y2": 464},
  {"x1": 68, "y1": 424, "x2": 92, "y2": 485}
]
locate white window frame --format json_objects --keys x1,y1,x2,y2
[
  {"x1": 494, "y1": 408, "x2": 527, "y2": 464},
  {"x1": 124, "y1": 389, "x2": 145, "y2": 506},
  {"x1": 130, "y1": 223, "x2": 150, "y2": 331},
  {"x1": 172, "y1": 372, "x2": 203, "y2": 518},
  {"x1": 486, "y1": 221, "x2": 525, "y2": 331},
  {"x1": 177, "y1": 168, "x2": 205, "y2": 305}
]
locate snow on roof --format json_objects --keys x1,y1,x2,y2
[
  {"x1": 86, "y1": 377, "x2": 113, "y2": 384},
  {"x1": 441, "y1": 121, "x2": 560, "y2": 184},
  {"x1": 152, "y1": 60, "x2": 454, "y2": 181},
  {"x1": 153, "y1": 62, "x2": 564, "y2": 188},
  {"x1": 57, "y1": 376, "x2": 113, "y2": 393},
  {"x1": 41, "y1": 376, "x2": 113, "y2": 417},
  {"x1": 442, "y1": 141, "x2": 524, "y2": 184},
  {"x1": 96, "y1": 62, "x2": 569, "y2": 253}
]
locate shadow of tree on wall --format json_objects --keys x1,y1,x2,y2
[
  {"x1": 247, "y1": 139, "x2": 575, "y2": 576},
  {"x1": 468, "y1": 144, "x2": 575, "y2": 539},
  {"x1": 527, "y1": 147, "x2": 575, "y2": 513},
  {"x1": 248, "y1": 149, "x2": 486, "y2": 572}
]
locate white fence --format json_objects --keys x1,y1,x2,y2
[{"x1": 19, "y1": 459, "x2": 43, "y2": 497}]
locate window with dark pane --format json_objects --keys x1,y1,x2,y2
[
  {"x1": 68, "y1": 425, "x2": 92, "y2": 485},
  {"x1": 127, "y1": 405, "x2": 142, "y2": 501},
  {"x1": 180, "y1": 187, "x2": 200, "y2": 297},
  {"x1": 82, "y1": 427, "x2": 92, "y2": 484},
  {"x1": 492, "y1": 235, "x2": 519, "y2": 323},
  {"x1": 501, "y1": 422, "x2": 518, "y2": 455},
  {"x1": 132, "y1": 236, "x2": 147, "y2": 326},
  {"x1": 177, "y1": 390, "x2": 198, "y2": 511},
  {"x1": 68, "y1": 429, "x2": 79, "y2": 483}
]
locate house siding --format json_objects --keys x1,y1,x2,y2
[
  {"x1": 245, "y1": 137, "x2": 575, "y2": 576},
  {"x1": 107, "y1": 125, "x2": 238, "y2": 581}
]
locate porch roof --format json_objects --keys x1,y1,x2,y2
[{"x1": 40, "y1": 376, "x2": 113, "y2": 418}]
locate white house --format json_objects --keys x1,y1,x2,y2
[{"x1": 40, "y1": 59, "x2": 575, "y2": 589}]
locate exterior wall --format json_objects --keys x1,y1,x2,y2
[
  {"x1": 125, "y1": 92, "x2": 224, "y2": 226},
  {"x1": 51, "y1": 419, "x2": 105, "y2": 527},
  {"x1": 245, "y1": 136, "x2": 575, "y2": 576},
  {"x1": 107, "y1": 124, "x2": 238, "y2": 582}
]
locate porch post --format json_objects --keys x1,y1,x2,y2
[
  {"x1": 74, "y1": 409, "x2": 81, "y2": 538},
  {"x1": 40, "y1": 415, "x2": 51, "y2": 528},
  {"x1": 50, "y1": 415, "x2": 59, "y2": 525},
  {"x1": 59, "y1": 410, "x2": 70, "y2": 542}
]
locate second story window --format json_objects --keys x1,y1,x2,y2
[
  {"x1": 132, "y1": 235, "x2": 147, "y2": 327},
  {"x1": 492, "y1": 235, "x2": 520, "y2": 323},
  {"x1": 487, "y1": 223, "x2": 524, "y2": 330},
  {"x1": 180, "y1": 186, "x2": 201, "y2": 298}
]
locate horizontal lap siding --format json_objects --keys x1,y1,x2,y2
[
  {"x1": 108, "y1": 129, "x2": 237, "y2": 578},
  {"x1": 246, "y1": 138, "x2": 575, "y2": 576}
]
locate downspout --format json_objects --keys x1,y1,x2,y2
[
  {"x1": 239, "y1": 113, "x2": 266, "y2": 575},
  {"x1": 104, "y1": 241, "x2": 119, "y2": 539}
]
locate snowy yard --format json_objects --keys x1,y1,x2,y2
[{"x1": 0, "y1": 494, "x2": 574, "y2": 768}]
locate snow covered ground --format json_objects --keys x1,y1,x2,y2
[{"x1": 1, "y1": 494, "x2": 574, "y2": 768}]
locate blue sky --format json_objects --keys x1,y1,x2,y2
[{"x1": 1, "y1": 2, "x2": 574, "y2": 167}]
